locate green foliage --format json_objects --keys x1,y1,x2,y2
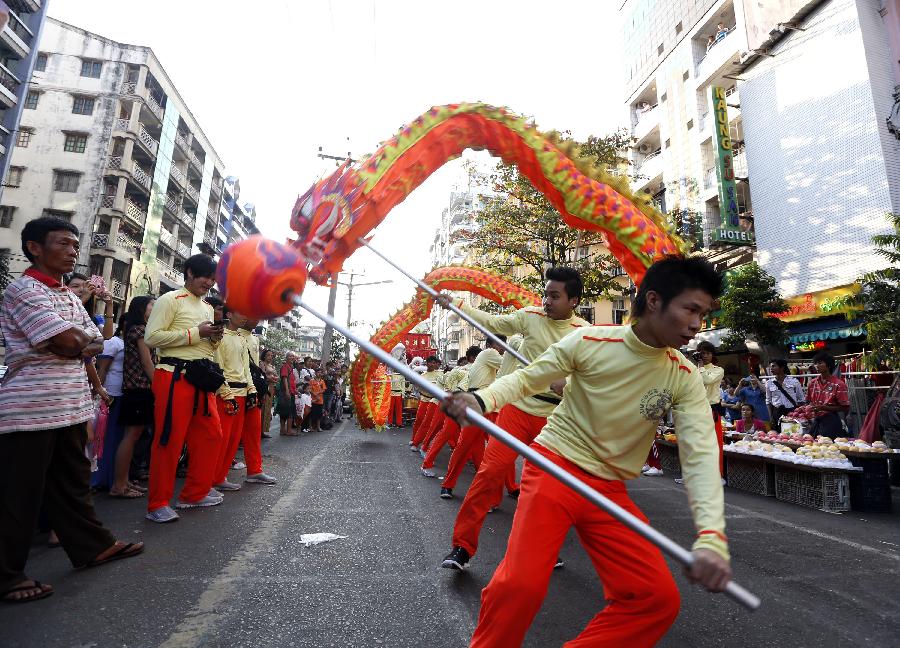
[
  {"x1": 464, "y1": 131, "x2": 635, "y2": 303},
  {"x1": 0, "y1": 250, "x2": 11, "y2": 293},
  {"x1": 330, "y1": 332, "x2": 349, "y2": 364},
  {"x1": 851, "y1": 213, "x2": 900, "y2": 368},
  {"x1": 667, "y1": 209, "x2": 705, "y2": 252},
  {"x1": 718, "y1": 262, "x2": 788, "y2": 350},
  {"x1": 259, "y1": 327, "x2": 298, "y2": 366}
]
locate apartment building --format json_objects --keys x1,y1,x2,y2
[
  {"x1": 0, "y1": 0, "x2": 50, "y2": 204},
  {"x1": 0, "y1": 17, "x2": 228, "y2": 315}
]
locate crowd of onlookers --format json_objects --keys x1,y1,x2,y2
[{"x1": 270, "y1": 353, "x2": 347, "y2": 435}]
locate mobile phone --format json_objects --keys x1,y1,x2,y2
[{"x1": 217, "y1": 317, "x2": 229, "y2": 325}]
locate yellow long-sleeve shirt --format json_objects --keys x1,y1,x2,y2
[
  {"x1": 497, "y1": 334, "x2": 524, "y2": 379},
  {"x1": 144, "y1": 288, "x2": 217, "y2": 368},
  {"x1": 428, "y1": 371, "x2": 449, "y2": 404},
  {"x1": 476, "y1": 324, "x2": 729, "y2": 560},
  {"x1": 419, "y1": 370, "x2": 443, "y2": 402},
  {"x1": 457, "y1": 301, "x2": 588, "y2": 416},
  {"x1": 245, "y1": 330, "x2": 260, "y2": 365},
  {"x1": 390, "y1": 372, "x2": 406, "y2": 396},
  {"x1": 442, "y1": 364, "x2": 469, "y2": 393},
  {"x1": 467, "y1": 347, "x2": 502, "y2": 391},
  {"x1": 214, "y1": 328, "x2": 256, "y2": 399},
  {"x1": 699, "y1": 364, "x2": 725, "y2": 405}
]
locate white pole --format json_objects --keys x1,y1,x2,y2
[{"x1": 293, "y1": 294, "x2": 761, "y2": 612}]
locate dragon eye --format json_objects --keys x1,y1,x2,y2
[{"x1": 300, "y1": 199, "x2": 314, "y2": 219}]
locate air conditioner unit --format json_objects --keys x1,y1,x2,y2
[{"x1": 638, "y1": 143, "x2": 653, "y2": 154}]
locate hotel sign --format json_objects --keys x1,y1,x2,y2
[{"x1": 709, "y1": 86, "x2": 754, "y2": 246}]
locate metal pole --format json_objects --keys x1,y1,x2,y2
[
  {"x1": 360, "y1": 238, "x2": 531, "y2": 366},
  {"x1": 320, "y1": 272, "x2": 339, "y2": 363},
  {"x1": 345, "y1": 277, "x2": 353, "y2": 364},
  {"x1": 293, "y1": 294, "x2": 761, "y2": 612}
]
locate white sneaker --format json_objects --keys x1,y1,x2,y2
[
  {"x1": 409, "y1": 445, "x2": 420, "y2": 452},
  {"x1": 643, "y1": 467, "x2": 663, "y2": 476},
  {"x1": 208, "y1": 488, "x2": 224, "y2": 500},
  {"x1": 421, "y1": 467, "x2": 436, "y2": 478},
  {"x1": 175, "y1": 494, "x2": 223, "y2": 509},
  {"x1": 640, "y1": 464, "x2": 652, "y2": 474},
  {"x1": 145, "y1": 506, "x2": 179, "y2": 523},
  {"x1": 231, "y1": 461, "x2": 247, "y2": 471},
  {"x1": 674, "y1": 478, "x2": 685, "y2": 485},
  {"x1": 721, "y1": 478, "x2": 727, "y2": 486},
  {"x1": 214, "y1": 480, "x2": 241, "y2": 491},
  {"x1": 245, "y1": 472, "x2": 277, "y2": 485},
  {"x1": 419, "y1": 449, "x2": 426, "y2": 459}
]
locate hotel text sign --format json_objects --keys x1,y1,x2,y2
[{"x1": 710, "y1": 86, "x2": 754, "y2": 246}]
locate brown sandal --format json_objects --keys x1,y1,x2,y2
[
  {"x1": 84, "y1": 541, "x2": 144, "y2": 568},
  {"x1": 109, "y1": 487, "x2": 143, "y2": 499},
  {"x1": 2, "y1": 580, "x2": 54, "y2": 604}
]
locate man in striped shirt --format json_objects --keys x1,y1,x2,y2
[{"x1": 0, "y1": 217, "x2": 143, "y2": 604}]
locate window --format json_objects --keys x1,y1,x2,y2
[
  {"x1": 682, "y1": 70, "x2": 689, "y2": 81},
  {"x1": 675, "y1": 21, "x2": 683, "y2": 35},
  {"x1": 35, "y1": 52, "x2": 47, "y2": 71},
  {"x1": 16, "y1": 128, "x2": 32, "y2": 148},
  {"x1": 578, "y1": 245, "x2": 590, "y2": 258},
  {"x1": 664, "y1": 138, "x2": 671, "y2": 148},
  {"x1": 687, "y1": 119, "x2": 694, "y2": 130},
  {"x1": 0, "y1": 206, "x2": 14, "y2": 227},
  {"x1": 64, "y1": 133, "x2": 88, "y2": 153},
  {"x1": 80, "y1": 59, "x2": 102, "y2": 78},
  {"x1": 72, "y1": 96, "x2": 94, "y2": 115},
  {"x1": 54, "y1": 171, "x2": 80, "y2": 193},
  {"x1": 660, "y1": 92, "x2": 667, "y2": 102},
  {"x1": 41, "y1": 208, "x2": 73, "y2": 221},
  {"x1": 5, "y1": 166, "x2": 23, "y2": 187},
  {"x1": 24, "y1": 91, "x2": 39, "y2": 109},
  {"x1": 657, "y1": 43, "x2": 664, "y2": 56},
  {"x1": 611, "y1": 264, "x2": 626, "y2": 277},
  {"x1": 578, "y1": 307, "x2": 594, "y2": 325},
  {"x1": 612, "y1": 299, "x2": 627, "y2": 325}
]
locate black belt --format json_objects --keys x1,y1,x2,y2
[
  {"x1": 228, "y1": 381, "x2": 248, "y2": 388},
  {"x1": 532, "y1": 394, "x2": 562, "y2": 405},
  {"x1": 157, "y1": 357, "x2": 212, "y2": 447}
]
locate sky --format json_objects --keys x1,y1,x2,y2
[{"x1": 51, "y1": 0, "x2": 627, "y2": 336}]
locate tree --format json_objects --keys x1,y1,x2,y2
[
  {"x1": 0, "y1": 250, "x2": 11, "y2": 294},
  {"x1": 851, "y1": 213, "x2": 900, "y2": 368},
  {"x1": 330, "y1": 332, "x2": 349, "y2": 364},
  {"x1": 259, "y1": 327, "x2": 298, "y2": 366},
  {"x1": 464, "y1": 130, "x2": 636, "y2": 304},
  {"x1": 718, "y1": 262, "x2": 788, "y2": 351}
]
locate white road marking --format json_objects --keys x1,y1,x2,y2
[{"x1": 158, "y1": 420, "x2": 345, "y2": 648}]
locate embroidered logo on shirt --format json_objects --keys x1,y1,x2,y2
[{"x1": 639, "y1": 388, "x2": 673, "y2": 421}]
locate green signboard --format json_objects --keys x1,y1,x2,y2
[{"x1": 709, "y1": 86, "x2": 754, "y2": 246}]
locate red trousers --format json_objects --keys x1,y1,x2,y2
[
  {"x1": 421, "y1": 408, "x2": 447, "y2": 452},
  {"x1": 422, "y1": 416, "x2": 461, "y2": 469},
  {"x1": 470, "y1": 444, "x2": 680, "y2": 648},
  {"x1": 389, "y1": 394, "x2": 404, "y2": 426},
  {"x1": 714, "y1": 411, "x2": 724, "y2": 476},
  {"x1": 148, "y1": 368, "x2": 222, "y2": 511},
  {"x1": 214, "y1": 396, "x2": 264, "y2": 484},
  {"x1": 645, "y1": 441, "x2": 661, "y2": 470},
  {"x1": 443, "y1": 412, "x2": 496, "y2": 489},
  {"x1": 411, "y1": 401, "x2": 435, "y2": 446},
  {"x1": 452, "y1": 404, "x2": 544, "y2": 556}
]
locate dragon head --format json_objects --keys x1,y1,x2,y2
[{"x1": 289, "y1": 160, "x2": 363, "y2": 284}]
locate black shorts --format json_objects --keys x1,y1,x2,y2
[
  {"x1": 118, "y1": 388, "x2": 155, "y2": 426},
  {"x1": 310, "y1": 403, "x2": 324, "y2": 423}
]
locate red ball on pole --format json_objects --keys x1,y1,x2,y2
[{"x1": 216, "y1": 236, "x2": 309, "y2": 320}]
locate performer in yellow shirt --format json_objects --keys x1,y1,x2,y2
[
  {"x1": 144, "y1": 255, "x2": 224, "y2": 522},
  {"x1": 443, "y1": 256, "x2": 731, "y2": 647},
  {"x1": 418, "y1": 364, "x2": 456, "y2": 457},
  {"x1": 420, "y1": 353, "x2": 472, "y2": 477},
  {"x1": 440, "y1": 337, "x2": 506, "y2": 498},
  {"x1": 409, "y1": 356, "x2": 443, "y2": 450},
  {"x1": 437, "y1": 267, "x2": 588, "y2": 566},
  {"x1": 695, "y1": 340, "x2": 726, "y2": 479}
]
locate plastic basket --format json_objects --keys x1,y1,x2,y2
[
  {"x1": 774, "y1": 465, "x2": 850, "y2": 512},
  {"x1": 657, "y1": 443, "x2": 681, "y2": 479},
  {"x1": 849, "y1": 474, "x2": 893, "y2": 513},
  {"x1": 725, "y1": 455, "x2": 775, "y2": 496}
]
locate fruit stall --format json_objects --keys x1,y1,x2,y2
[{"x1": 654, "y1": 429, "x2": 897, "y2": 513}]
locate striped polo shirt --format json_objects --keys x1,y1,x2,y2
[{"x1": 0, "y1": 270, "x2": 100, "y2": 433}]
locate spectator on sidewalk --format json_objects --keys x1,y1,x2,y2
[
  {"x1": 765, "y1": 358, "x2": 805, "y2": 425},
  {"x1": 258, "y1": 349, "x2": 278, "y2": 438},
  {"x1": 308, "y1": 370, "x2": 326, "y2": 432},
  {"x1": 0, "y1": 216, "x2": 144, "y2": 604},
  {"x1": 91, "y1": 317, "x2": 128, "y2": 492}
]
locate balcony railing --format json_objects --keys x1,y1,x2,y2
[
  {"x1": 207, "y1": 205, "x2": 219, "y2": 221},
  {"x1": 107, "y1": 155, "x2": 123, "y2": 171},
  {"x1": 124, "y1": 199, "x2": 146, "y2": 227},
  {"x1": 159, "y1": 227, "x2": 175, "y2": 249},
  {"x1": 179, "y1": 210, "x2": 196, "y2": 231},
  {"x1": 112, "y1": 279, "x2": 128, "y2": 300},
  {"x1": 0, "y1": 63, "x2": 21, "y2": 94},
  {"x1": 115, "y1": 232, "x2": 140, "y2": 257},
  {"x1": 203, "y1": 232, "x2": 215, "y2": 247},
  {"x1": 189, "y1": 150, "x2": 203, "y2": 170},
  {"x1": 92, "y1": 232, "x2": 109, "y2": 248},
  {"x1": 185, "y1": 183, "x2": 199, "y2": 203},
  {"x1": 164, "y1": 194, "x2": 180, "y2": 214},
  {"x1": 139, "y1": 123, "x2": 159, "y2": 155},
  {"x1": 175, "y1": 131, "x2": 189, "y2": 152},
  {"x1": 170, "y1": 164, "x2": 186, "y2": 187},
  {"x1": 176, "y1": 240, "x2": 191, "y2": 258},
  {"x1": 210, "y1": 179, "x2": 223, "y2": 196},
  {"x1": 158, "y1": 260, "x2": 181, "y2": 285},
  {"x1": 114, "y1": 117, "x2": 130, "y2": 132},
  {"x1": 100, "y1": 194, "x2": 115, "y2": 209},
  {"x1": 131, "y1": 163, "x2": 152, "y2": 190},
  {"x1": 120, "y1": 81, "x2": 138, "y2": 95},
  {"x1": 145, "y1": 94, "x2": 163, "y2": 120},
  {"x1": 705, "y1": 167, "x2": 716, "y2": 190}
]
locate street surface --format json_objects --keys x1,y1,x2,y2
[{"x1": 3, "y1": 417, "x2": 899, "y2": 648}]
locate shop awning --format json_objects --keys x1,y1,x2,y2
[{"x1": 787, "y1": 318, "x2": 866, "y2": 344}]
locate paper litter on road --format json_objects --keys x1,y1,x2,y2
[{"x1": 299, "y1": 533, "x2": 348, "y2": 547}]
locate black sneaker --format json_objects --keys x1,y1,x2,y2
[
  {"x1": 440, "y1": 487, "x2": 454, "y2": 499},
  {"x1": 554, "y1": 557, "x2": 565, "y2": 569},
  {"x1": 441, "y1": 546, "x2": 470, "y2": 570},
  {"x1": 508, "y1": 489, "x2": 520, "y2": 500}
]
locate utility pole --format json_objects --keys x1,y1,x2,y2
[
  {"x1": 336, "y1": 271, "x2": 393, "y2": 363},
  {"x1": 317, "y1": 141, "x2": 357, "y2": 364}
]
